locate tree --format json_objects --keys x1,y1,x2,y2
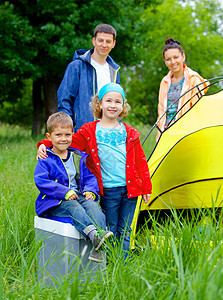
[
  {"x1": 0, "y1": 2, "x2": 36, "y2": 126},
  {"x1": 0, "y1": 1, "x2": 80, "y2": 132},
  {"x1": 0, "y1": 0, "x2": 158, "y2": 134}
]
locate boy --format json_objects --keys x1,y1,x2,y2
[{"x1": 34, "y1": 112, "x2": 113, "y2": 263}]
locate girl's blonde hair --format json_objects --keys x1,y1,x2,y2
[{"x1": 91, "y1": 94, "x2": 131, "y2": 119}]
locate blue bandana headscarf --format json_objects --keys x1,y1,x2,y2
[{"x1": 98, "y1": 83, "x2": 125, "y2": 106}]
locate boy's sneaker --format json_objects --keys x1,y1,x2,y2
[
  {"x1": 93, "y1": 230, "x2": 113, "y2": 251},
  {"x1": 88, "y1": 249, "x2": 104, "y2": 263}
]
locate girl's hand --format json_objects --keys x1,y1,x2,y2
[
  {"x1": 143, "y1": 194, "x2": 151, "y2": 203},
  {"x1": 36, "y1": 144, "x2": 47, "y2": 160},
  {"x1": 83, "y1": 192, "x2": 95, "y2": 200}
]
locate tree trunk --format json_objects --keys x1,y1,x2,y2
[
  {"x1": 32, "y1": 78, "x2": 44, "y2": 136},
  {"x1": 43, "y1": 76, "x2": 58, "y2": 120}
]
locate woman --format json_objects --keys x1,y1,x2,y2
[{"x1": 157, "y1": 37, "x2": 209, "y2": 141}]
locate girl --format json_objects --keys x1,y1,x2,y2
[
  {"x1": 37, "y1": 83, "x2": 152, "y2": 258},
  {"x1": 157, "y1": 37, "x2": 209, "y2": 141}
]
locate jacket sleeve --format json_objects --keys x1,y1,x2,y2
[
  {"x1": 135, "y1": 138, "x2": 152, "y2": 194},
  {"x1": 157, "y1": 79, "x2": 165, "y2": 120},
  {"x1": 116, "y1": 70, "x2": 121, "y2": 84},
  {"x1": 156, "y1": 78, "x2": 167, "y2": 142},
  {"x1": 37, "y1": 139, "x2": 52, "y2": 149},
  {"x1": 34, "y1": 160, "x2": 71, "y2": 199},
  {"x1": 189, "y1": 76, "x2": 209, "y2": 107},
  {"x1": 57, "y1": 61, "x2": 80, "y2": 120},
  {"x1": 70, "y1": 130, "x2": 88, "y2": 151},
  {"x1": 81, "y1": 160, "x2": 99, "y2": 200}
]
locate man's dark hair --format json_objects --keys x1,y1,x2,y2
[{"x1": 94, "y1": 24, "x2": 116, "y2": 40}]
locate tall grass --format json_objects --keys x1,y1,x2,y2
[{"x1": 0, "y1": 124, "x2": 222, "y2": 299}]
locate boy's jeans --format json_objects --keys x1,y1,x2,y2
[
  {"x1": 48, "y1": 192, "x2": 106, "y2": 238},
  {"x1": 100, "y1": 186, "x2": 137, "y2": 257}
]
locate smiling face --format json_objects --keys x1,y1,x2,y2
[
  {"x1": 92, "y1": 32, "x2": 116, "y2": 58},
  {"x1": 46, "y1": 126, "x2": 73, "y2": 156},
  {"x1": 164, "y1": 48, "x2": 185, "y2": 75},
  {"x1": 99, "y1": 91, "x2": 123, "y2": 121}
]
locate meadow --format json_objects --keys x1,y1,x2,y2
[{"x1": 0, "y1": 124, "x2": 222, "y2": 299}]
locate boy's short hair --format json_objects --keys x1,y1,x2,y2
[
  {"x1": 94, "y1": 24, "x2": 116, "y2": 40},
  {"x1": 91, "y1": 95, "x2": 130, "y2": 119},
  {"x1": 47, "y1": 112, "x2": 73, "y2": 134}
]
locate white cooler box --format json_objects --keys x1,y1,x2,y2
[{"x1": 34, "y1": 216, "x2": 105, "y2": 286}]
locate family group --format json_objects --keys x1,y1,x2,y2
[{"x1": 34, "y1": 23, "x2": 208, "y2": 262}]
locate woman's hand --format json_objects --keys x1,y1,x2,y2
[
  {"x1": 143, "y1": 194, "x2": 151, "y2": 203},
  {"x1": 36, "y1": 144, "x2": 47, "y2": 160}
]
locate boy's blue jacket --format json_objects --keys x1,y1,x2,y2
[
  {"x1": 57, "y1": 48, "x2": 120, "y2": 132},
  {"x1": 34, "y1": 147, "x2": 99, "y2": 216}
]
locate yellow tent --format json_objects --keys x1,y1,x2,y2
[
  {"x1": 131, "y1": 81, "x2": 223, "y2": 244},
  {"x1": 142, "y1": 88, "x2": 223, "y2": 210}
]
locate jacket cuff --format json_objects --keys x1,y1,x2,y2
[{"x1": 142, "y1": 190, "x2": 152, "y2": 195}]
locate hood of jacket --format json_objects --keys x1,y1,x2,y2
[{"x1": 73, "y1": 48, "x2": 120, "y2": 70}]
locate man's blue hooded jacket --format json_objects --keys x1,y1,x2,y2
[{"x1": 57, "y1": 48, "x2": 120, "y2": 132}]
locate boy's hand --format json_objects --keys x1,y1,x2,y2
[
  {"x1": 68, "y1": 192, "x2": 78, "y2": 200},
  {"x1": 36, "y1": 144, "x2": 48, "y2": 160},
  {"x1": 143, "y1": 194, "x2": 151, "y2": 203},
  {"x1": 83, "y1": 192, "x2": 96, "y2": 200}
]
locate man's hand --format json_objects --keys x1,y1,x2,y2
[
  {"x1": 143, "y1": 194, "x2": 151, "y2": 203},
  {"x1": 36, "y1": 144, "x2": 47, "y2": 160}
]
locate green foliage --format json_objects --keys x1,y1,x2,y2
[
  {"x1": 1, "y1": 0, "x2": 223, "y2": 128},
  {"x1": 0, "y1": 79, "x2": 33, "y2": 127},
  {"x1": 123, "y1": 0, "x2": 223, "y2": 124},
  {"x1": 0, "y1": 2, "x2": 36, "y2": 103},
  {"x1": 0, "y1": 0, "x2": 156, "y2": 129}
]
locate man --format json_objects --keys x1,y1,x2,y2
[{"x1": 57, "y1": 24, "x2": 120, "y2": 132}]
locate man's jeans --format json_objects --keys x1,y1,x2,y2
[
  {"x1": 100, "y1": 186, "x2": 137, "y2": 257},
  {"x1": 48, "y1": 192, "x2": 106, "y2": 238}
]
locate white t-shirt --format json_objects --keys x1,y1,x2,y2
[{"x1": 91, "y1": 58, "x2": 111, "y2": 91}]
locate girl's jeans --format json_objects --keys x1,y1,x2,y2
[
  {"x1": 48, "y1": 191, "x2": 106, "y2": 238},
  {"x1": 100, "y1": 186, "x2": 137, "y2": 258}
]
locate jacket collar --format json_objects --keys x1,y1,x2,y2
[
  {"x1": 163, "y1": 64, "x2": 198, "y2": 84},
  {"x1": 73, "y1": 48, "x2": 120, "y2": 70},
  {"x1": 79, "y1": 121, "x2": 140, "y2": 141},
  {"x1": 46, "y1": 147, "x2": 89, "y2": 159}
]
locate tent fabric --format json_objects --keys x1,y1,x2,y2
[
  {"x1": 141, "y1": 89, "x2": 223, "y2": 210},
  {"x1": 130, "y1": 85, "x2": 223, "y2": 249}
]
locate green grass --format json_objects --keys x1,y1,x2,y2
[{"x1": 0, "y1": 124, "x2": 222, "y2": 299}]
